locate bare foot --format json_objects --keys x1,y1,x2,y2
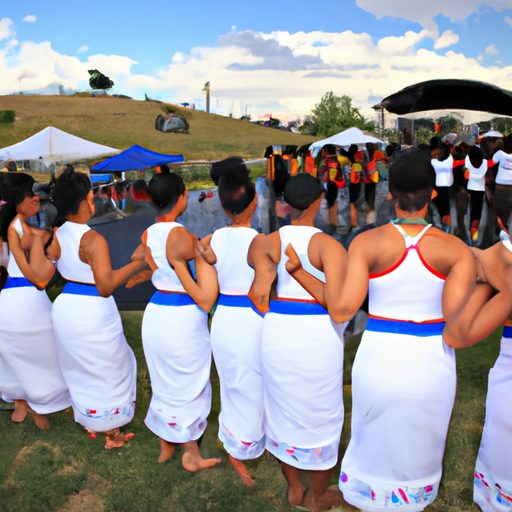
[
  {"x1": 288, "y1": 482, "x2": 306, "y2": 507},
  {"x1": 228, "y1": 454, "x2": 256, "y2": 487},
  {"x1": 158, "y1": 439, "x2": 176, "y2": 463},
  {"x1": 302, "y1": 489, "x2": 346, "y2": 512},
  {"x1": 29, "y1": 411, "x2": 50, "y2": 430},
  {"x1": 104, "y1": 429, "x2": 134, "y2": 449},
  {"x1": 11, "y1": 400, "x2": 28, "y2": 423},
  {"x1": 181, "y1": 452, "x2": 222, "y2": 472}
]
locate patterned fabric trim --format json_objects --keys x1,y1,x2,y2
[
  {"x1": 218, "y1": 422, "x2": 265, "y2": 460},
  {"x1": 339, "y1": 471, "x2": 437, "y2": 510},
  {"x1": 475, "y1": 469, "x2": 512, "y2": 510}
]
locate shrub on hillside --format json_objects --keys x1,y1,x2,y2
[{"x1": 0, "y1": 110, "x2": 15, "y2": 123}]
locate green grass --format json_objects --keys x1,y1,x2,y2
[{"x1": 0, "y1": 314, "x2": 501, "y2": 512}]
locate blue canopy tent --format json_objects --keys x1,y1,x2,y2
[{"x1": 90, "y1": 144, "x2": 184, "y2": 171}]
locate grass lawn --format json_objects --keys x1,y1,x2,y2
[{"x1": 0, "y1": 312, "x2": 500, "y2": 512}]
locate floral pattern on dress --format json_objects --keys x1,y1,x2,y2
[
  {"x1": 219, "y1": 422, "x2": 265, "y2": 460},
  {"x1": 83, "y1": 401, "x2": 135, "y2": 420},
  {"x1": 339, "y1": 471, "x2": 437, "y2": 509},
  {"x1": 266, "y1": 437, "x2": 338, "y2": 467},
  {"x1": 475, "y1": 470, "x2": 512, "y2": 509}
]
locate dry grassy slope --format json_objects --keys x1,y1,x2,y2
[{"x1": 0, "y1": 95, "x2": 315, "y2": 160}]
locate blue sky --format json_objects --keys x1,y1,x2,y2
[{"x1": 1, "y1": 0, "x2": 512, "y2": 120}]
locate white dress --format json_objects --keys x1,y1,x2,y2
[
  {"x1": 431, "y1": 155, "x2": 454, "y2": 187},
  {"x1": 52, "y1": 221, "x2": 137, "y2": 431},
  {"x1": 0, "y1": 217, "x2": 70, "y2": 413},
  {"x1": 142, "y1": 221, "x2": 212, "y2": 443},
  {"x1": 210, "y1": 226, "x2": 265, "y2": 459},
  {"x1": 261, "y1": 225, "x2": 346, "y2": 470},
  {"x1": 474, "y1": 238, "x2": 512, "y2": 512},
  {"x1": 466, "y1": 155, "x2": 488, "y2": 192},
  {"x1": 340, "y1": 224, "x2": 456, "y2": 512}
]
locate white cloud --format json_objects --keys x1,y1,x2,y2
[
  {"x1": 0, "y1": 18, "x2": 14, "y2": 41},
  {"x1": 506, "y1": 16, "x2": 512, "y2": 27},
  {"x1": 22, "y1": 15, "x2": 37, "y2": 23},
  {"x1": 77, "y1": 45, "x2": 89, "y2": 54},
  {"x1": 1, "y1": 27, "x2": 512, "y2": 122},
  {"x1": 486, "y1": 44, "x2": 498, "y2": 54},
  {"x1": 434, "y1": 30, "x2": 460, "y2": 49},
  {"x1": 357, "y1": 0, "x2": 512, "y2": 39}
]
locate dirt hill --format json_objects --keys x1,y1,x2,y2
[{"x1": 0, "y1": 95, "x2": 315, "y2": 161}]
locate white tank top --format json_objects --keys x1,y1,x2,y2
[
  {"x1": 55, "y1": 221, "x2": 95, "y2": 284},
  {"x1": 494, "y1": 150, "x2": 512, "y2": 185},
  {"x1": 276, "y1": 225, "x2": 325, "y2": 301},
  {"x1": 6, "y1": 217, "x2": 24, "y2": 278},
  {"x1": 368, "y1": 224, "x2": 445, "y2": 322},
  {"x1": 145, "y1": 221, "x2": 186, "y2": 293},
  {"x1": 432, "y1": 155, "x2": 454, "y2": 187},
  {"x1": 465, "y1": 155, "x2": 487, "y2": 192},
  {"x1": 210, "y1": 226, "x2": 258, "y2": 295}
]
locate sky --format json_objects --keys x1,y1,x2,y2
[{"x1": 1, "y1": 0, "x2": 512, "y2": 122}]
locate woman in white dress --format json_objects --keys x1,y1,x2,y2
[
  {"x1": 29, "y1": 167, "x2": 145, "y2": 448},
  {"x1": 139, "y1": 171, "x2": 221, "y2": 471},
  {"x1": 177, "y1": 161, "x2": 265, "y2": 485},
  {"x1": 251, "y1": 173, "x2": 348, "y2": 511},
  {"x1": 473, "y1": 230, "x2": 512, "y2": 512},
  {"x1": 287, "y1": 149, "x2": 510, "y2": 511},
  {"x1": 0, "y1": 173, "x2": 70, "y2": 428}
]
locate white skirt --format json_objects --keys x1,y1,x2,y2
[
  {"x1": 52, "y1": 291, "x2": 137, "y2": 431},
  {"x1": 0, "y1": 284, "x2": 70, "y2": 413},
  {"x1": 261, "y1": 303, "x2": 346, "y2": 470},
  {"x1": 142, "y1": 297, "x2": 211, "y2": 443},
  {"x1": 474, "y1": 336, "x2": 512, "y2": 512},
  {"x1": 211, "y1": 298, "x2": 265, "y2": 460},
  {"x1": 340, "y1": 327, "x2": 456, "y2": 511}
]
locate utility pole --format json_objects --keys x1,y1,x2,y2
[{"x1": 203, "y1": 81, "x2": 210, "y2": 113}]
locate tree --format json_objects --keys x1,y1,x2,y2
[
  {"x1": 436, "y1": 114, "x2": 463, "y2": 135},
  {"x1": 311, "y1": 92, "x2": 375, "y2": 136},
  {"x1": 88, "y1": 69, "x2": 114, "y2": 91}
]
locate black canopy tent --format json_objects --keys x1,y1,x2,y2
[{"x1": 373, "y1": 79, "x2": 512, "y2": 117}]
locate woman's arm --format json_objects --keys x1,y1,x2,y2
[
  {"x1": 166, "y1": 227, "x2": 219, "y2": 313},
  {"x1": 82, "y1": 230, "x2": 147, "y2": 297},
  {"x1": 247, "y1": 234, "x2": 275, "y2": 314}
]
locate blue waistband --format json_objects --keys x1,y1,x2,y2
[
  {"x1": 503, "y1": 326, "x2": 512, "y2": 338},
  {"x1": 150, "y1": 291, "x2": 196, "y2": 307},
  {"x1": 62, "y1": 281, "x2": 100, "y2": 296},
  {"x1": 269, "y1": 299, "x2": 328, "y2": 315},
  {"x1": 3, "y1": 277, "x2": 34, "y2": 289},
  {"x1": 366, "y1": 317, "x2": 445, "y2": 337},
  {"x1": 217, "y1": 294, "x2": 264, "y2": 317}
]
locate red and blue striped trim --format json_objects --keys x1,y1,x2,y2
[
  {"x1": 366, "y1": 316, "x2": 445, "y2": 337},
  {"x1": 217, "y1": 294, "x2": 264, "y2": 317},
  {"x1": 269, "y1": 298, "x2": 327, "y2": 315}
]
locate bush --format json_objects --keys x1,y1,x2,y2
[{"x1": 0, "y1": 110, "x2": 15, "y2": 123}]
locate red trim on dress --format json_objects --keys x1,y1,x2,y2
[
  {"x1": 369, "y1": 250, "x2": 407, "y2": 279},
  {"x1": 275, "y1": 296, "x2": 318, "y2": 304},
  {"x1": 368, "y1": 313, "x2": 445, "y2": 324},
  {"x1": 415, "y1": 245, "x2": 447, "y2": 280}
]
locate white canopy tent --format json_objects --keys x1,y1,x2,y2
[
  {"x1": 309, "y1": 127, "x2": 384, "y2": 156},
  {"x1": 0, "y1": 126, "x2": 119, "y2": 166}
]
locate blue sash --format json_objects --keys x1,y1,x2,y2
[
  {"x1": 62, "y1": 281, "x2": 100, "y2": 297},
  {"x1": 503, "y1": 325, "x2": 512, "y2": 339},
  {"x1": 217, "y1": 294, "x2": 264, "y2": 317},
  {"x1": 3, "y1": 276, "x2": 34, "y2": 289},
  {"x1": 366, "y1": 317, "x2": 445, "y2": 337},
  {"x1": 269, "y1": 298, "x2": 328, "y2": 316},
  {"x1": 150, "y1": 290, "x2": 196, "y2": 307}
]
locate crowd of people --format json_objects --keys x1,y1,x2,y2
[
  {"x1": 0, "y1": 145, "x2": 511, "y2": 512},
  {"x1": 307, "y1": 132, "x2": 512, "y2": 247}
]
